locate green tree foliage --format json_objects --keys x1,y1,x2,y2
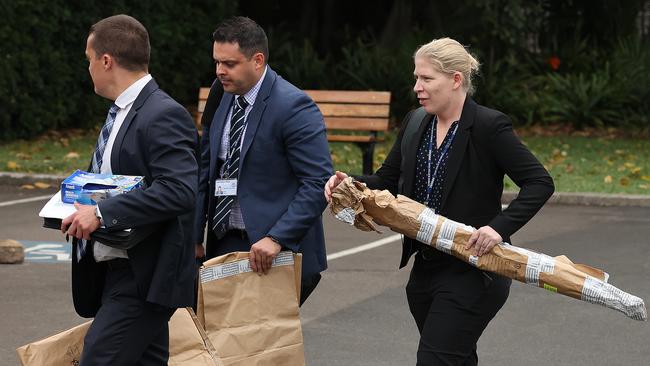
[
  {"x1": 1, "y1": 0, "x2": 648, "y2": 140},
  {"x1": 0, "y1": 0, "x2": 235, "y2": 140}
]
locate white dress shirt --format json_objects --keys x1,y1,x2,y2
[
  {"x1": 218, "y1": 66, "x2": 267, "y2": 229},
  {"x1": 94, "y1": 74, "x2": 153, "y2": 261}
]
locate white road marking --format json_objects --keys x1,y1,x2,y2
[
  {"x1": 0, "y1": 195, "x2": 52, "y2": 207},
  {"x1": 327, "y1": 234, "x2": 402, "y2": 261}
]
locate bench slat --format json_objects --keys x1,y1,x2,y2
[
  {"x1": 324, "y1": 117, "x2": 388, "y2": 131},
  {"x1": 199, "y1": 87, "x2": 210, "y2": 100},
  {"x1": 327, "y1": 135, "x2": 380, "y2": 143},
  {"x1": 318, "y1": 103, "x2": 389, "y2": 118},
  {"x1": 306, "y1": 90, "x2": 390, "y2": 104},
  {"x1": 328, "y1": 136, "x2": 373, "y2": 142}
]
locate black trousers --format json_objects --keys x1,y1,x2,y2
[
  {"x1": 406, "y1": 252, "x2": 511, "y2": 366},
  {"x1": 205, "y1": 229, "x2": 320, "y2": 306},
  {"x1": 80, "y1": 259, "x2": 175, "y2": 366}
]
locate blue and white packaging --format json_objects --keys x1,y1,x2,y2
[{"x1": 60, "y1": 170, "x2": 145, "y2": 204}]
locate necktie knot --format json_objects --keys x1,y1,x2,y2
[
  {"x1": 235, "y1": 96, "x2": 248, "y2": 110},
  {"x1": 108, "y1": 103, "x2": 119, "y2": 116}
]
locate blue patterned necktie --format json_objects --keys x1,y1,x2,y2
[
  {"x1": 77, "y1": 103, "x2": 119, "y2": 261},
  {"x1": 212, "y1": 96, "x2": 248, "y2": 236}
]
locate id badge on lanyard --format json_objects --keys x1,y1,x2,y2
[{"x1": 214, "y1": 179, "x2": 237, "y2": 196}]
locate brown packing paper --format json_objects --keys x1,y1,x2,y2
[
  {"x1": 169, "y1": 307, "x2": 224, "y2": 366},
  {"x1": 197, "y1": 251, "x2": 305, "y2": 366},
  {"x1": 330, "y1": 178, "x2": 647, "y2": 321},
  {"x1": 16, "y1": 308, "x2": 223, "y2": 366},
  {"x1": 16, "y1": 321, "x2": 91, "y2": 366}
]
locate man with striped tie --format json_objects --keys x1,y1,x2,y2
[
  {"x1": 195, "y1": 17, "x2": 332, "y2": 305},
  {"x1": 61, "y1": 14, "x2": 198, "y2": 365}
]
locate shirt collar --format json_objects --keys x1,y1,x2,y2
[
  {"x1": 238, "y1": 66, "x2": 267, "y2": 107},
  {"x1": 114, "y1": 74, "x2": 153, "y2": 109}
]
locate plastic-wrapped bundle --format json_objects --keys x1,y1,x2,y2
[{"x1": 330, "y1": 178, "x2": 647, "y2": 321}]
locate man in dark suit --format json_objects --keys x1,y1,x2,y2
[
  {"x1": 195, "y1": 16, "x2": 332, "y2": 305},
  {"x1": 61, "y1": 14, "x2": 198, "y2": 365}
]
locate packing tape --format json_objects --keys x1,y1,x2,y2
[
  {"x1": 200, "y1": 251, "x2": 294, "y2": 284},
  {"x1": 581, "y1": 275, "x2": 647, "y2": 321},
  {"x1": 416, "y1": 208, "x2": 438, "y2": 244},
  {"x1": 335, "y1": 207, "x2": 356, "y2": 225},
  {"x1": 435, "y1": 219, "x2": 457, "y2": 254}
]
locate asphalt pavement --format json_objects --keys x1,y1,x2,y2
[{"x1": 1, "y1": 185, "x2": 649, "y2": 365}]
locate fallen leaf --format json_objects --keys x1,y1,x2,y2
[
  {"x1": 639, "y1": 184, "x2": 649, "y2": 189},
  {"x1": 624, "y1": 162, "x2": 635, "y2": 168},
  {"x1": 64, "y1": 151, "x2": 80, "y2": 160},
  {"x1": 21, "y1": 184, "x2": 35, "y2": 190},
  {"x1": 642, "y1": 175, "x2": 650, "y2": 182},
  {"x1": 604, "y1": 175, "x2": 613, "y2": 184},
  {"x1": 565, "y1": 164, "x2": 574, "y2": 173},
  {"x1": 34, "y1": 182, "x2": 50, "y2": 189},
  {"x1": 15, "y1": 153, "x2": 32, "y2": 160},
  {"x1": 619, "y1": 177, "x2": 630, "y2": 186},
  {"x1": 630, "y1": 167, "x2": 642, "y2": 176},
  {"x1": 7, "y1": 161, "x2": 19, "y2": 170}
]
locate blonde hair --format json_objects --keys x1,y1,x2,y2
[{"x1": 414, "y1": 38, "x2": 480, "y2": 95}]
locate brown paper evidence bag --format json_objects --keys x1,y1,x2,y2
[{"x1": 17, "y1": 251, "x2": 305, "y2": 366}]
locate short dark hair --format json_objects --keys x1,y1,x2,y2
[
  {"x1": 89, "y1": 14, "x2": 150, "y2": 72},
  {"x1": 212, "y1": 16, "x2": 269, "y2": 61}
]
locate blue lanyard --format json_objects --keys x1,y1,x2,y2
[{"x1": 425, "y1": 118, "x2": 459, "y2": 204}]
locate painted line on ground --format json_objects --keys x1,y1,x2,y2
[
  {"x1": 326, "y1": 234, "x2": 402, "y2": 261},
  {"x1": 0, "y1": 195, "x2": 52, "y2": 207}
]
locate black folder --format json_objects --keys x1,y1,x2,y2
[{"x1": 43, "y1": 218, "x2": 158, "y2": 250}]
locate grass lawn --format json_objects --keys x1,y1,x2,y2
[{"x1": 1, "y1": 128, "x2": 648, "y2": 194}]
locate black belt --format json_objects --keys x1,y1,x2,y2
[{"x1": 105, "y1": 258, "x2": 130, "y2": 270}]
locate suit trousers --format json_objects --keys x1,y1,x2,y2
[
  {"x1": 205, "y1": 229, "x2": 320, "y2": 306},
  {"x1": 80, "y1": 259, "x2": 175, "y2": 366},
  {"x1": 406, "y1": 252, "x2": 511, "y2": 366}
]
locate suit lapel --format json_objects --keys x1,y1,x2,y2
[
  {"x1": 439, "y1": 97, "x2": 477, "y2": 209},
  {"x1": 110, "y1": 79, "x2": 159, "y2": 173},
  {"x1": 209, "y1": 93, "x2": 233, "y2": 181},
  {"x1": 239, "y1": 67, "x2": 276, "y2": 167},
  {"x1": 403, "y1": 114, "x2": 434, "y2": 197}
]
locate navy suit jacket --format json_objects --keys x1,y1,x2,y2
[
  {"x1": 72, "y1": 79, "x2": 199, "y2": 317},
  {"x1": 195, "y1": 67, "x2": 332, "y2": 279}
]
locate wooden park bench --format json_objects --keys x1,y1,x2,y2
[{"x1": 196, "y1": 88, "x2": 391, "y2": 175}]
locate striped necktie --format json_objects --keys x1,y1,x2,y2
[
  {"x1": 77, "y1": 103, "x2": 119, "y2": 261},
  {"x1": 212, "y1": 96, "x2": 248, "y2": 236}
]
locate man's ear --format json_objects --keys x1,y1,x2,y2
[
  {"x1": 252, "y1": 52, "x2": 265, "y2": 70},
  {"x1": 102, "y1": 54, "x2": 113, "y2": 70}
]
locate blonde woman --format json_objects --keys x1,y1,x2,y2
[{"x1": 325, "y1": 38, "x2": 554, "y2": 365}]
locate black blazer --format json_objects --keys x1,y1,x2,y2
[
  {"x1": 71, "y1": 79, "x2": 199, "y2": 317},
  {"x1": 360, "y1": 97, "x2": 554, "y2": 268}
]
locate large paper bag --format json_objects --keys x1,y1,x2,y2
[
  {"x1": 169, "y1": 307, "x2": 224, "y2": 366},
  {"x1": 197, "y1": 251, "x2": 305, "y2": 366},
  {"x1": 16, "y1": 321, "x2": 91, "y2": 366},
  {"x1": 16, "y1": 308, "x2": 222, "y2": 365}
]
